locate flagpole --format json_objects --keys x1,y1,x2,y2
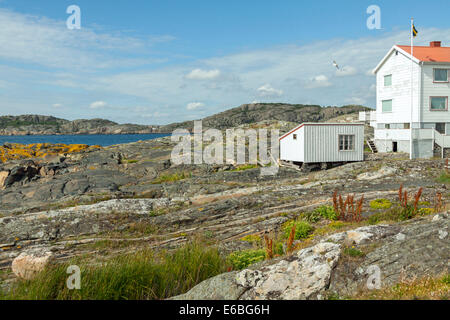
[{"x1": 410, "y1": 18, "x2": 414, "y2": 160}]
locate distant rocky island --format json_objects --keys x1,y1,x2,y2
[
  {"x1": 0, "y1": 115, "x2": 160, "y2": 136},
  {"x1": 0, "y1": 104, "x2": 370, "y2": 136}
]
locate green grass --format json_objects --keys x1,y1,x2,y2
[
  {"x1": 368, "y1": 204, "x2": 420, "y2": 224},
  {"x1": 369, "y1": 199, "x2": 392, "y2": 210},
  {"x1": 151, "y1": 172, "x2": 191, "y2": 184},
  {"x1": 231, "y1": 164, "x2": 258, "y2": 171},
  {"x1": 436, "y1": 172, "x2": 450, "y2": 184},
  {"x1": 1, "y1": 241, "x2": 226, "y2": 300},
  {"x1": 343, "y1": 246, "x2": 365, "y2": 257}
]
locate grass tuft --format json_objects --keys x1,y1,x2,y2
[{"x1": 2, "y1": 241, "x2": 226, "y2": 300}]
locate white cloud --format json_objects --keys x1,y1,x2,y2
[
  {"x1": 257, "y1": 84, "x2": 283, "y2": 97},
  {"x1": 90, "y1": 101, "x2": 108, "y2": 109},
  {"x1": 186, "y1": 68, "x2": 221, "y2": 80},
  {"x1": 346, "y1": 97, "x2": 366, "y2": 105},
  {"x1": 306, "y1": 75, "x2": 332, "y2": 88},
  {"x1": 0, "y1": 8, "x2": 172, "y2": 70},
  {"x1": 52, "y1": 103, "x2": 62, "y2": 108},
  {"x1": 336, "y1": 66, "x2": 358, "y2": 77},
  {"x1": 186, "y1": 102, "x2": 205, "y2": 110}
]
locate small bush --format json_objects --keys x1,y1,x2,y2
[
  {"x1": 227, "y1": 249, "x2": 266, "y2": 270},
  {"x1": 283, "y1": 220, "x2": 314, "y2": 240},
  {"x1": 313, "y1": 205, "x2": 337, "y2": 220},
  {"x1": 370, "y1": 199, "x2": 392, "y2": 210},
  {"x1": 300, "y1": 211, "x2": 322, "y2": 223}
]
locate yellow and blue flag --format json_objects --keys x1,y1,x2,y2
[{"x1": 412, "y1": 24, "x2": 418, "y2": 37}]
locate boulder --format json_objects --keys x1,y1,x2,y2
[
  {"x1": 168, "y1": 272, "x2": 246, "y2": 300},
  {"x1": 0, "y1": 171, "x2": 9, "y2": 188},
  {"x1": 11, "y1": 248, "x2": 54, "y2": 280}
]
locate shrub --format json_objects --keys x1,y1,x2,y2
[
  {"x1": 2, "y1": 242, "x2": 226, "y2": 300},
  {"x1": 370, "y1": 199, "x2": 392, "y2": 210},
  {"x1": 300, "y1": 211, "x2": 322, "y2": 223},
  {"x1": 283, "y1": 220, "x2": 314, "y2": 240},
  {"x1": 313, "y1": 205, "x2": 337, "y2": 220},
  {"x1": 343, "y1": 246, "x2": 365, "y2": 257},
  {"x1": 227, "y1": 249, "x2": 266, "y2": 270}
]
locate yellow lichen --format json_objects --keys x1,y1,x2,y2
[{"x1": 0, "y1": 143, "x2": 101, "y2": 163}]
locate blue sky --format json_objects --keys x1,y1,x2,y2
[{"x1": 0, "y1": 0, "x2": 449, "y2": 124}]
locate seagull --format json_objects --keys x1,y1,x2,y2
[{"x1": 333, "y1": 60, "x2": 340, "y2": 70}]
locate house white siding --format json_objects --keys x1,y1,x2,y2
[
  {"x1": 373, "y1": 43, "x2": 450, "y2": 159},
  {"x1": 279, "y1": 124, "x2": 364, "y2": 164},
  {"x1": 376, "y1": 49, "x2": 421, "y2": 126},
  {"x1": 279, "y1": 125, "x2": 304, "y2": 162},
  {"x1": 421, "y1": 64, "x2": 450, "y2": 123},
  {"x1": 303, "y1": 125, "x2": 364, "y2": 163}
]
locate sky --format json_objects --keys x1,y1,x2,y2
[{"x1": 0, "y1": 0, "x2": 449, "y2": 125}]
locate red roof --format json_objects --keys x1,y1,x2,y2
[{"x1": 397, "y1": 44, "x2": 450, "y2": 63}]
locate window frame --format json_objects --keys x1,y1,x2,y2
[
  {"x1": 381, "y1": 99, "x2": 393, "y2": 113},
  {"x1": 429, "y1": 96, "x2": 448, "y2": 111},
  {"x1": 433, "y1": 68, "x2": 449, "y2": 83},
  {"x1": 384, "y1": 74, "x2": 392, "y2": 87},
  {"x1": 338, "y1": 134, "x2": 355, "y2": 152}
]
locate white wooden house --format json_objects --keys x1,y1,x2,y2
[
  {"x1": 279, "y1": 123, "x2": 364, "y2": 170},
  {"x1": 368, "y1": 41, "x2": 450, "y2": 158}
]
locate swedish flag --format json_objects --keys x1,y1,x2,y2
[{"x1": 412, "y1": 24, "x2": 418, "y2": 37}]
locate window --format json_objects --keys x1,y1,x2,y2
[
  {"x1": 434, "y1": 69, "x2": 448, "y2": 82},
  {"x1": 430, "y1": 97, "x2": 448, "y2": 111},
  {"x1": 385, "y1": 124, "x2": 390, "y2": 129},
  {"x1": 293, "y1": 134, "x2": 297, "y2": 140},
  {"x1": 339, "y1": 135, "x2": 355, "y2": 151},
  {"x1": 384, "y1": 74, "x2": 392, "y2": 86},
  {"x1": 404, "y1": 123, "x2": 410, "y2": 129},
  {"x1": 382, "y1": 99, "x2": 392, "y2": 112}
]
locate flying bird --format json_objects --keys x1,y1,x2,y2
[{"x1": 333, "y1": 60, "x2": 340, "y2": 70}]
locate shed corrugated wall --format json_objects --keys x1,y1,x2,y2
[{"x1": 304, "y1": 124, "x2": 364, "y2": 163}]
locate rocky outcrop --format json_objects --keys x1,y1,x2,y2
[
  {"x1": 169, "y1": 213, "x2": 449, "y2": 300},
  {"x1": 159, "y1": 104, "x2": 370, "y2": 132}
]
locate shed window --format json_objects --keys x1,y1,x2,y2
[
  {"x1": 339, "y1": 135, "x2": 355, "y2": 151},
  {"x1": 430, "y1": 97, "x2": 448, "y2": 111},
  {"x1": 434, "y1": 69, "x2": 448, "y2": 82},
  {"x1": 382, "y1": 99, "x2": 392, "y2": 112},
  {"x1": 293, "y1": 134, "x2": 297, "y2": 140},
  {"x1": 384, "y1": 74, "x2": 392, "y2": 86}
]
